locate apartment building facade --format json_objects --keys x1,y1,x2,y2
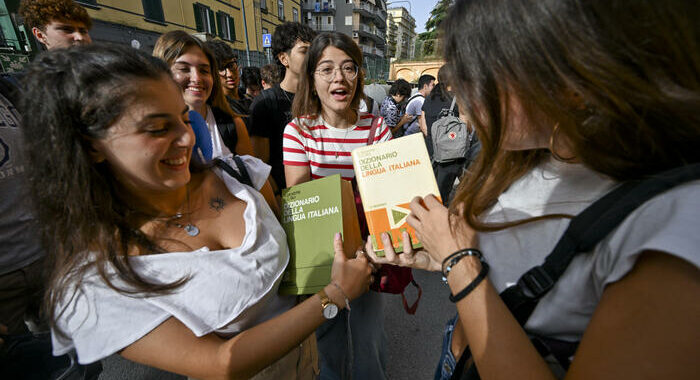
[
  {"x1": 301, "y1": 0, "x2": 388, "y2": 80},
  {"x1": 0, "y1": 0, "x2": 303, "y2": 71},
  {"x1": 80, "y1": 0, "x2": 302, "y2": 66},
  {"x1": 386, "y1": 6, "x2": 414, "y2": 61}
]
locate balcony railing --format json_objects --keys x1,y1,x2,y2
[{"x1": 309, "y1": 23, "x2": 335, "y2": 31}]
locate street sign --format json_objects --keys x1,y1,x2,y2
[{"x1": 262, "y1": 33, "x2": 272, "y2": 48}]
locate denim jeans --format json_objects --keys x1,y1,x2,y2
[
  {"x1": 434, "y1": 314, "x2": 459, "y2": 380},
  {"x1": 316, "y1": 290, "x2": 387, "y2": 380}
]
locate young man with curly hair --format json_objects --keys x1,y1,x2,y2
[{"x1": 19, "y1": 0, "x2": 92, "y2": 50}]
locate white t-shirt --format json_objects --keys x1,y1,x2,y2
[
  {"x1": 206, "y1": 105, "x2": 233, "y2": 158},
  {"x1": 404, "y1": 94, "x2": 425, "y2": 135},
  {"x1": 479, "y1": 157, "x2": 700, "y2": 341},
  {"x1": 51, "y1": 155, "x2": 295, "y2": 364}
]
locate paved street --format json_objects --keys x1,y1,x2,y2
[{"x1": 98, "y1": 269, "x2": 454, "y2": 380}]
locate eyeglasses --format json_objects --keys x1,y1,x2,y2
[
  {"x1": 315, "y1": 63, "x2": 358, "y2": 82},
  {"x1": 219, "y1": 61, "x2": 238, "y2": 73}
]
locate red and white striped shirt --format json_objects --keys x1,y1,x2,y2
[{"x1": 283, "y1": 113, "x2": 392, "y2": 180}]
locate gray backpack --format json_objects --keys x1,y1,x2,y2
[{"x1": 431, "y1": 97, "x2": 472, "y2": 163}]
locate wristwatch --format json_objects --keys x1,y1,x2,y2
[{"x1": 318, "y1": 288, "x2": 339, "y2": 319}]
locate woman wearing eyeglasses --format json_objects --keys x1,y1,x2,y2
[
  {"x1": 154, "y1": 31, "x2": 253, "y2": 158},
  {"x1": 283, "y1": 32, "x2": 391, "y2": 380}
]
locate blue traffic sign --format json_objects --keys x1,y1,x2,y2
[{"x1": 262, "y1": 33, "x2": 272, "y2": 48}]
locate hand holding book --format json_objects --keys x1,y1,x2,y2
[
  {"x1": 329, "y1": 232, "x2": 374, "y2": 301},
  {"x1": 406, "y1": 194, "x2": 479, "y2": 265},
  {"x1": 364, "y1": 230, "x2": 442, "y2": 272}
]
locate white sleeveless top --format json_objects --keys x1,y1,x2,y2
[{"x1": 51, "y1": 155, "x2": 295, "y2": 364}]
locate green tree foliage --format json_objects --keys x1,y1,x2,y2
[{"x1": 417, "y1": 0, "x2": 453, "y2": 57}]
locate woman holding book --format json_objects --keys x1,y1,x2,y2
[
  {"x1": 282, "y1": 32, "x2": 391, "y2": 380},
  {"x1": 153, "y1": 30, "x2": 254, "y2": 159},
  {"x1": 367, "y1": 0, "x2": 700, "y2": 379},
  {"x1": 21, "y1": 44, "x2": 373, "y2": 379}
]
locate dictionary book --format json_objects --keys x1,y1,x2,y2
[
  {"x1": 279, "y1": 174, "x2": 362, "y2": 295},
  {"x1": 351, "y1": 133, "x2": 441, "y2": 255}
]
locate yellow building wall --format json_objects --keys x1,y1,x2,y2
[{"x1": 82, "y1": 0, "x2": 301, "y2": 53}]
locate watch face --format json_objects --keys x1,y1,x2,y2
[{"x1": 323, "y1": 303, "x2": 339, "y2": 319}]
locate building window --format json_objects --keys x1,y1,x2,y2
[
  {"x1": 142, "y1": 0, "x2": 165, "y2": 22},
  {"x1": 293, "y1": 8, "x2": 299, "y2": 22},
  {"x1": 261, "y1": 0, "x2": 267, "y2": 10},
  {"x1": 193, "y1": 3, "x2": 215, "y2": 34},
  {"x1": 278, "y1": 0, "x2": 285, "y2": 20},
  {"x1": 217, "y1": 12, "x2": 235, "y2": 41}
]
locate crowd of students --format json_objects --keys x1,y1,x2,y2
[{"x1": 1, "y1": 0, "x2": 698, "y2": 379}]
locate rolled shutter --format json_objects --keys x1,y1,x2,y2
[
  {"x1": 217, "y1": 12, "x2": 224, "y2": 37},
  {"x1": 229, "y1": 16, "x2": 236, "y2": 40},
  {"x1": 193, "y1": 4, "x2": 203, "y2": 32}
]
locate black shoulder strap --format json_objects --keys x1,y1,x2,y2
[
  {"x1": 215, "y1": 156, "x2": 253, "y2": 188},
  {"x1": 452, "y1": 163, "x2": 700, "y2": 380},
  {"x1": 212, "y1": 107, "x2": 239, "y2": 154},
  {"x1": 502, "y1": 162, "x2": 700, "y2": 326}
]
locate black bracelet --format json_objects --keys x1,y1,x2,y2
[
  {"x1": 442, "y1": 248, "x2": 483, "y2": 283},
  {"x1": 449, "y1": 260, "x2": 489, "y2": 303}
]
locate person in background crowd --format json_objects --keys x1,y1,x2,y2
[
  {"x1": 154, "y1": 31, "x2": 253, "y2": 158},
  {"x1": 20, "y1": 0, "x2": 91, "y2": 50},
  {"x1": 379, "y1": 79, "x2": 412, "y2": 137},
  {"x1": 403, "y1": 74, "x2": 435, "y2": 136},
  {"x1": 359, "y1": 93, "x2": 379, "y2": 116},
  {"x1": 0, "y1": 74, "x2": 72, "y2": 379},
  {"x1": 260, "y1": 63, "x2": 282, "y2": 90},
  {"x1": 204, "y1": 39, "x2": 250, "y2": 117},
  {"x1": 21, "y1": 44, "x2": 373, "y2": 380},
  {"x1": 369, "y1": 0, "x2": 699, "y2": 379},
  {"x1": 419, "y1": 66, "x2": 473, "y2": 202},
  {"x1": 249, "y1": 21, "x2": 316, "y2": 195},
  {"x1": 283, "y1": 31, "x2": 391, "y2": 380},
  {"x1": 241, "y1": 66, "x2": 263, "y2": 104},
  {"x1": 230, "y1": 66, "x2": 263, "y2": 132}
]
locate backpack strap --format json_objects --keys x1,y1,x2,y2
[
  {"x1": 448, "y1": 96, "x2": 457, "y2": 115},
  {"x1": 215, "y1": 156, "x2": 253, "y2": 188},
  {"x1": 452, "y1": 163, "x2": 700, "y2": 380},
  {"x1": 407, "y1": 93, "x2": 424, "y2": 104},
  {"x1": 501, "y1": 162, "x2": 700, "y2": 326},
  {"x1": 211, "y1": 107, "x2": 239, "y2": 154},
  {"x1": 366, "y1": 115, "x2": 382, "y2": 145}
]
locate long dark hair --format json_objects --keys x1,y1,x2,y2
[
  {"x1": 292, "y1": 32, "x2": 365, "y2": 128},
  {"x1": 20, "y1": 44, "x2": 189, "y2": 335},
  {"x1": 443, "y1": 0, "x2": 700, "y2": 229},
  {"x1": 429, "y1": 65, "x2": 451, "y2": 102}
]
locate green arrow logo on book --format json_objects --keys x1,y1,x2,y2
[{"x1": 390, "y1": 206, "x2": 410, "y2": 227}]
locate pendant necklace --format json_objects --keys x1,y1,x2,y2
[
  {"x1": 334, "y1": 123, "x2": 353, "y2": 159},
  {"x1": 169, "y1": 185, "x2": 200, "y2": 237}
]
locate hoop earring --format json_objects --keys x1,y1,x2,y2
[{"x1": 549, "y1": 123, "x2": 576, "y2": 162}]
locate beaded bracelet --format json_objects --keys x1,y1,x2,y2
[{"x1": 441, "y1": 248, "x2": 484, "y2": 283}]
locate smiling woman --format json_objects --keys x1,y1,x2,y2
[
  {"x1": 19, "y1": 44, "x2": 374, "y2": 379},
  {"x1": 153, "y1": 31, "x2": 254, "y2": 159}
]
